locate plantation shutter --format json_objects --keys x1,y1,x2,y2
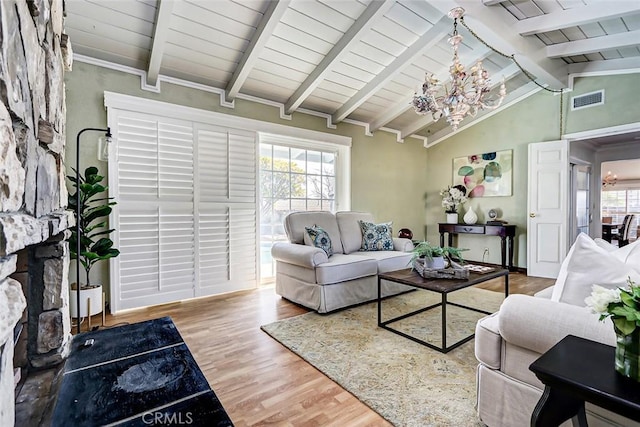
[
  {"x1": 110, "y1": 110, "x2": 257, "y2": 312},
  {"x1": 195, "y1": 125, "x2": 256, "y2": 297}
]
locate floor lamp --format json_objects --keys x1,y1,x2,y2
[{"x1": 75, "y1": 127, "x2": 111, "y2": 334}]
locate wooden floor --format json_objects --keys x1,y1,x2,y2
[{"x1": 99, "y1": 272, "x2": 554, "y2": 427}]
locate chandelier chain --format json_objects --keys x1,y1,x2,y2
[
  {"x1": 459, "y1": 16, "x2": 565, "y2": 137},
  {"x1": 459, "y1": 17, "x2": 563, "y2": 94}
]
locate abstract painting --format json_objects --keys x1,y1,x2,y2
[{"x1": 453, "y1": 150, "x2": 512, "y2": 197}]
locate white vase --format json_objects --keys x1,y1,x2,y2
[
  {"x1": 463, "y1": 206, "x2": 478, "y2": 225},
  {"x1": 446, "y1": 212, "x2": 458, "y2": 224}
]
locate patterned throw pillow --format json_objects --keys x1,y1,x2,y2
[
  {"x1": 305, "y1": 225, "x2": 333, "y2": 257},
  {"x1": 358, "y1": 220, "x2": 394, "y2": 251}
]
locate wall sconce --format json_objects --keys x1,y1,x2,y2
[{"x1": 97, "y1": 132, "x2": 113, "y2": 162}]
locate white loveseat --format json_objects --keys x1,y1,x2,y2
[
  {"x1": 475, "y1": 233, "x2": 640, "y2": 427},
  {"x1": 271, "y1": 211, "x2": 414, "y2": 313}
]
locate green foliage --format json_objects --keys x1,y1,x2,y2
[
  {"x1": 68, "y1": 166, "x2": 120, "y2": 287},
  {"x1": 259, "y1": 157, "x2": 306, "y2": 215},
  {"x1": 411, "y1": 241, "x2": 467, "y2": 264},
  {"x1": 603, "y1": 278, "x2": 640, "y2": 335}
]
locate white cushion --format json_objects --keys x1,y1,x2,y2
[
  {"x1": 550, "y1": 233, "x2": 640, "y2": 306},
  {"x1": 335, "y1": 211, "x2": 374, "y2": 254}
]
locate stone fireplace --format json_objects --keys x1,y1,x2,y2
[{"x1": 0, "y1": 0, "x2": 73, "y2": 425}]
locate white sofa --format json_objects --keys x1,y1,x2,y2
[
  {"x1": 271, "y1": 211, "x2": 414, "y2": 313},
  {"x1": 475, "y1": 233, "x2": 640, "y2": 427}
]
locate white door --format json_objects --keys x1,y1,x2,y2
[{"x1": 527, "y1": 140, "x2": 569, "y2": 278}]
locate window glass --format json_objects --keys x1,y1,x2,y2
[{"x1": 259, "y1": 142, "x2": 339, "y2": 282}]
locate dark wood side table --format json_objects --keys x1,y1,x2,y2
[
  {"x1": 438, "y1": 223, "x2": 516, "y2": 270},
  {"x1": 529, "y1": 335, "x2": 640, "y2": 427}
]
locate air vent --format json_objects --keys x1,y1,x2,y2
[{"x1": 571, "y1": 90, "x2": 604, "y2": 110}]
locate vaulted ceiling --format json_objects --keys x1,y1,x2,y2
[{"x1": 64, "y1": 0, "x2": 640, "y2": 144}]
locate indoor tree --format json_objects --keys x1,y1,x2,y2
[{"x1": 68, "y1": 166, "x2": 120, "y2": 288}]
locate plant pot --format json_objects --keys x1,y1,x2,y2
[
  {"x1": 70, "y1": 284, "x2": 103, "y2": 318},
  {"x1": 424, "y1": 256, "x2": 446, "y2": 269},
  {"x1": 615, "y1": 328, "x2": 640, "y2": 381},
  {"x1": 446, "y1": 213, "x2": 458, "y2": 224}
]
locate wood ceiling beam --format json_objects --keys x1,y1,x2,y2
[
  {"x1": 429, "y1": 0, "x2": 567, "y2": 90},
  {"x1": 547, "y1": 29, "x2": 640, "y2": 58},
  {"x1": 482, "y1": 0, "x2": 505, "y2": 6},
  {"x1": 146, "y1": 0, "x2": 175, "y2": 87},
  {"x1": 225, "y1": 0, "x2": 289, "y2": 101},
  {"x1": 567, "y1": 56, "x2": 640, "y2": 75},
  {"x1": 368, "y1": 46, "x2": 491, "y2": 133},
  {"x1": 283, "y1": 0, "x2": 392, "y2": 115},
  {"x1": 331, "y1": 17, "x2": 450, "y2": 124},
  {"x1": 515, "y1": 3, "x2": 640, "y2": 36}
]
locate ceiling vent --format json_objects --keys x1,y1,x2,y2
[{"x1": 571, "y1": 90, "x2": 604, "y2": 110}]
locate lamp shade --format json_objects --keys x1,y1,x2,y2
[{"x1": 98, "y1": 134, "x2": 112, "y2": 161}]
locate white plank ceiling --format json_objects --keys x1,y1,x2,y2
[{"x1": 65, "y1": 0, "x2": 640, "y2": 142}]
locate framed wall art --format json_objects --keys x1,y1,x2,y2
[{"x1": 453, "y1": 150, "x2": 512, "y2": 197}]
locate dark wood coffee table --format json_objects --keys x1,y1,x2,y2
[{"x1": 377, "y1": 268, "x2": 509, "y2": 353}]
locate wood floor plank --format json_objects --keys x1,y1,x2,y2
[{"x1": 100, "y1": 272, "x2": 553, "y2": 426}]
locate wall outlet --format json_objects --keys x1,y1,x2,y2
[{"x1": 482, "y1": 248, "x2": 489, "y2": 263}]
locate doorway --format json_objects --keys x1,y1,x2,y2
[{"x1": 570, "y1": 163, "x2": 591, "y2": 243}]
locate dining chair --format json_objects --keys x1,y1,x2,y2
[{"x1": 613, "y1": 214, "x2": 634, "y2": 247}]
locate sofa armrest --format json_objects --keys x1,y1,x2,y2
[
  {"x1": 498, "y1": 294, "x2": 616, "y2": 356},
  {"x1": 271, "y1": 242, "x2": 329, "y2": 268},
  {"x1": 393, "y1": 237, "x2": 414, "y2": 252}
]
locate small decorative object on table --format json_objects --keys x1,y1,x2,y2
[
  {"x1": 398, "y1": 228, "x2": 413, "y2": 239},
  {"x1": 463, "y1": 205, "x2": 478, "y2": 224},
  {"x1": 585, "y1": 278, "x2": 640, "y2": 381},
  {"x1": 440, "y1": 185, "x2": 468, "y2": 224},
  {"x1": 410, "y1": 242, "x2": 469, "y2": 279}
]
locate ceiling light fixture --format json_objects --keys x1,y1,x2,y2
[
  {"x1": 602, "y1": 171, "x2": 617, "y2": 188},
  {"x1": 412, "y1": 7, "x2": 506, "y2": 132}
]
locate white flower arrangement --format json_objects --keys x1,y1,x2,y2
[
  {"x1": 585, "y1": 278, "x2": 640, "y2": 335},
  {"x1": 439, "y1": 185, "x2": 468, "y2": 214}
]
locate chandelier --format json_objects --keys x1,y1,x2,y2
[
  {"x1": 602, "y1": 171, "x2": 617, "y2": 188},
  {"x1": 412, "y1": 7, "x2": 506, "y2": 131}
]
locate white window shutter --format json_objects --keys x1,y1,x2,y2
[{"x1": 112, "y1": 110, "x2": 258, "y2": 311}]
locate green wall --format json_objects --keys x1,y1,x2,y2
[
  {"x1": 64, "y1": 61, "x2": 428, "y2": 294},
  {"x1": 424, "y1": 72, "x2": 640, "y2": 267},
  {"x1": 65, "y1": 61, "x2": 640, "y2": 291}
]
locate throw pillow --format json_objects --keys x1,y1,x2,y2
[
  {"x1": 550, "y1": 233, "x2": 640, "y2": 306},
  {"x1": 304, "y1": 225, "x2": 333, "y2": 257},
  {"x1": 358, "y1": 220, "x2": 394, "y2": 251}
]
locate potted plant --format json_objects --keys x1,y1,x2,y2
[
  {"x1": 411, "y1": 241, "x2": 467, "y2": 269},
  {"x1": 440, "y1": 185, "x2": 468, "y2": 223},
  {"x1": 68, "y1": 166, "x2": 120, "y2": 317}
]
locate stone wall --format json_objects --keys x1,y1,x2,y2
[{"x1": 0, "y1": 1, "x2": 72, "y2": 425}]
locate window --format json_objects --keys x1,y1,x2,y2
[
  {"x1": 258, "y1": 135, "x2": 349, "y2": 282},
  {"x1": 602, "y1": 189, "x2": 640, "y2": 241}
]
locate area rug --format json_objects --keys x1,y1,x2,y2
[{"x1": 261, "y1": 287, "x2": 505, "y2": 427}]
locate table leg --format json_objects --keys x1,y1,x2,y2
[
  {"x1": 531, "y1": 385, "x2": 587, "y2": 427},
  {"x1": 440, "y1": 232, "x2": 445, "y2": 248},
  {"x1": 508, "y1": 235, "x2": 515, "y2": 271},
  {"x1": 448, "y1": 233, "x2": 453, "y2": 248},
  {"x1": 500, "y1": 236, "x2": 507, "y2": 269},
  {"x1": 504, "y1": 272, "x2": 509, "y2": 297},
  {"x1": 377, "y1": 277, "x2": 382, "y2": 326},
  {"x1": 442, "y1": 293, "x2": 447, "y2": 350}
]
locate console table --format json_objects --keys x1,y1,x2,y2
[
  {"x1": 438, "y1": 223, "x2": 516, "y2": 270},
  {"x1": 529, "y1": 335, "x2": 640, "y2": 427}
]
